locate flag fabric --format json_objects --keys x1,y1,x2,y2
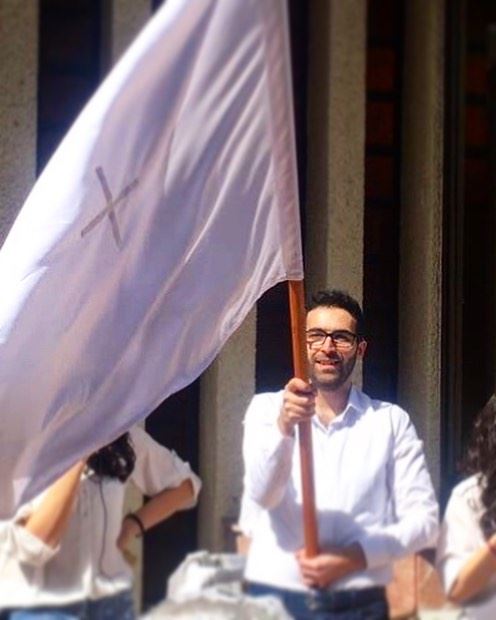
[{"x1": 0, "y1": 0, "x2": 302, "y2": 514}]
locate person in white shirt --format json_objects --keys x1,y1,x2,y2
[
  {"x1": 0, "y1": 426, "x2": 201, "y2": 619},
  {"x1": 242, "y1": 289, "x2": 439, "y2": 619},
  {"x1": 436, "y1": 395, "x2": 496, "y2": 620}
]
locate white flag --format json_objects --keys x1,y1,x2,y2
[{"x1": 0, "y1": 0, "x2": 302, "y2": 514}]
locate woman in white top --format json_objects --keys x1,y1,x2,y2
[
  {"x1": 437, "y1": 395, "x2": 496, "y2": 620},
  {"x1": 0, "y1": 426, "x2": 201, "y2": 619}
]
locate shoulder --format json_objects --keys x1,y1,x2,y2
[
  {"x1": 450, "y1": 474, "x2": 481, "y2": 498},
  {"x1": 128, "y1": 426, "x2": 201, "y2": 497},
  {"x1": 353, "y1": 388, "x2": 411, "y2": 428},
  {"x1": 249, "y1": 391, "x2": 284, "y2": 407},
  {"x1": 129, "y1": 425, "x2": 153, "y2": 453},
  {"x1": 352, "y1": 389, "x2": 422, "y2": 456},
  {"x1": 244, "y1": 391, "x2": 284, "y2": 423},
  {"x1": 128, "y1": 425, "x2": 173, "y2": 461},
  {"x1": 447, "y1": 475, "x2": 482, "y2": 511},
  {"x1": 443, "y1": 475, "x2": 484, "y2": 530}
]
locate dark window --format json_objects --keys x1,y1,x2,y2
[
  {"x1": 443, "y1": 0, "x2": 496, "y2": 504},
  {"x1": 38, "y1": 0, "x2": 102, "y2": 172},
  {"x1": 363, "y1": 0, "x2": 404, "y2": 401}
]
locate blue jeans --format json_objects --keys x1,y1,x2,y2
[
  {"x1": 3, "y1": 590, "x2": 135, "y2": 620},
  {"x1": 246, "y1": 582, "x2": 389, "y2": 620}
]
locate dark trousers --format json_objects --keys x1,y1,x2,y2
[
  {"x1": 0, "y1": 590, "x2": 135, "y2": 620},
  {"x1": 246, "y1": 582, "x2": 389, "y2": 620}
]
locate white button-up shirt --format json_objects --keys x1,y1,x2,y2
[
  {"x1": 437, "y1": 475, "x2": 496, "y2": 620},
  {"x1": 0, "y1": 426, "x2": 201, "y2": 609},
  {"x1": 243, "y1": 386, "x2": 439, "y2": 592}
]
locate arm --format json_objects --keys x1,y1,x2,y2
[
  {"x1": 0, "y1": 460, "x2": 86, "y2": 567},
  {"x1": 21, "y1": 460, "x2": 86, "y2": 548},
  {"x1": 117, "y1": 427, "x2": 201, "y2": 551},
  {"x1": 437, "y1": 480, "x2": 496, "y2": 604},
  {"x1": 116, "y1": 478, "x2": 194, "y2": 550},
  {"x1": 448, "y1": 535, "x2": 496, "y2": 604},
  {"x1": 356, "y1": 408, "x2": 439, "y2": 569},
  {"x1": 243, "y1": 380, "x2": 314, "y2": 509}
]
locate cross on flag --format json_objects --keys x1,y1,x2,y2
[{"x1": 81, "y1": 167, "x2": 139, "y2": 248}]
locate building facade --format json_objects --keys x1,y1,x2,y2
[{"x1": 1, "y1": 0, "x2": 494, "y2": 614}]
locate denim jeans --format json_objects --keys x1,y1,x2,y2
[
  {"x1": 3, "y1": 589, "x2": 135, "y2": 620},
  {"x1": 246, "y1": 582, "x2": 389, "y2": 620}
]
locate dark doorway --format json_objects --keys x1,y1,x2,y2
[
  {"x1": 443, "y1": 0, "x2": 496, "y2": 504},
  {"x1": 363, "y1": 0, "x2": 404, "y2": 402},
  {"x1": 38, "y1": 0, "x2": 102, "y2": 173},
  {"x1": 143, "y1": 385, "x2": 200, "y2": 610}
]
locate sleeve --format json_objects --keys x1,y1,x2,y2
[
  {"x1": 129, "y1": 427, "x2": 201, "y2": 507},
  {"x1": 237, "y1": 493, "x2": 261, "y2": 538},
  {"x1": 436, "y1": 485, "x2": 481, "y2": 595},
  {"x1": 0, "y1": 501, "x2": 60, "y2": 568},
  {"x1": 357, "y1": 407, "x2": 439, "y2": 569},
  {"x1": 242, "y1": 393, "x2": 295, "y2": 510}
]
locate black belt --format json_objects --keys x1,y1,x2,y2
[
  {"x1": 246, "y1": 581, "x2": 387, "y2": 614},
  {"x1": 305, "y1": 585, "x2": 387, "y2": 612}
]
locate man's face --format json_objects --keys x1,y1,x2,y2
[{"x1": 306, "y1": 306, "x2": 367, "y2": 392}]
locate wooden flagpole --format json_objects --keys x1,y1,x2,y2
[{"x1": 288, "y1": 279, "x2": 319, "y2": 556}]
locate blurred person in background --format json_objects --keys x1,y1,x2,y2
[
  {"x1": 437, "y1": 395, "x2": 496, "y2": 620},
  {"x1": 0, "y1": 427, "x2": 200, "y2": 619}
]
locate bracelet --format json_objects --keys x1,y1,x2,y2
[{"x1": 125, "y1": 512, "x2": 146, "y2": 538}]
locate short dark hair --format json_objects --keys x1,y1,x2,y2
[{"x1": 308, "y1": 289, "x2": 365, "y2": 336}]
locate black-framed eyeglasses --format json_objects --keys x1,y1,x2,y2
[{"x1": 305, "y1": 329, "x2": 360, "y2": 351}]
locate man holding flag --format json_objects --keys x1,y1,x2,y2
[{"x1": 242, "y1": 289, "x2": 439, "y2": 619}]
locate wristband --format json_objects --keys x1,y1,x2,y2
[{"x1": 125, "y1": 512, "x2": 146, "y2": 537}]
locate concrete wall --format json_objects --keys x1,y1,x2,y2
[
  {"x1": 306, "y1": 0, "x2": 367, "y2": 303},
  {"x1": 0, "y1": 1, "x2": 38, "y2": 245},
  {"x1": 398, "y1": 0, "x2": 445, "y2": 490},
  {"x1": 104, "y1": 0, "x2": 152, "y2": 70},
  {"x1": 198, "y1": 310, "x2": 256, "y2": 550}
]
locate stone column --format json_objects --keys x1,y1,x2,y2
[
  {"x1": 0, "y1": 1, "x2": 38, "y2": 245},
  {"x1": 305, "y1": 0, "x2": 366, "y2": 303},
  {"x1": 104, "y1": 0, "x2": 152, "y2": 68},
  {"x1": 104, "y1": 0, "x2": 152, "y2": 609},
  {"x1": 198, "y1": 310, "x2": 256, "y2": 550},
  {"x1": 398, "y1": 0, "x2": 444, "y2": 490}
]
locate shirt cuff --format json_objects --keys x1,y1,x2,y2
[
  {"x1": 356, "y1": 530, "x2": 401, "y2": 569},
  {"x1": 13, "y1": 525, "x2": 60, "y2": 567},
  {"x1": 441, "y1": 560, "x2": 463, "y2": 596},
  {"x1": 265, "y1": 417, "x2": 296, "y2": 452},
  {"x1": 181, "y1": 470, "x2": 202, "y2": 510}
]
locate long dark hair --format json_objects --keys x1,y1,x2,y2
[
  {"x1": 463, "y1": 394, "x2": 496, "y2": 539},
  {"x1": 87, "y1": 432, "x2": 136, "y2": 482}
]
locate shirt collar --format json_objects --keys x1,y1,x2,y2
[
  {"x1": 343, "y1": 385, "x2": 365, "y2": 418},
  {"x1": 312, "y1": 385, "x2": 365, "y2": 431}
]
